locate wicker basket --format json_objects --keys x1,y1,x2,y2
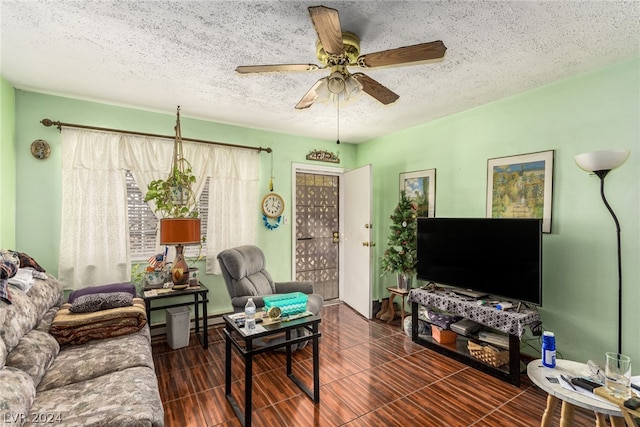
[
  {"x1": 467, "y1": 341, "x2": 509, "y2": 367},
  {"x1": 431, "y1": 325, "x2": 457, "y2": 344}
]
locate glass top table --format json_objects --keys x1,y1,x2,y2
[{"x1": 223, "y1": 312, "x2": 321, "y2": 427}]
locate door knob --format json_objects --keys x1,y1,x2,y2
[
  {"x1": 333, "y1": 231, "x2": 339, "y2": 243},
  {"x1": 362, "y1": 242, "x2": 369, "y2": 247}
]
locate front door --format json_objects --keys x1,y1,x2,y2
[
  {"x1": 341, "y1": 164, "x2": 373, "y2": 318},
  {"x1": 294, "y1": 172, "x2": 339, "y2": 300}
]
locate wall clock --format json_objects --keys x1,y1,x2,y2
[{"x1": 261, "y1": 192, "x2": 285, "y2": 218}]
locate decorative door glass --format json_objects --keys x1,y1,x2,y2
[{"x1": 295, "y1": 173, "x2": 339, "y2": 300}]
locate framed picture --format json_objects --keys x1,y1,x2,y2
[
  {"x1": 486, "y1": 150, "x2": 554, "y2": 233},
  {"x1": 399, "y1": 169, "x2": 436, "y2": 218}
]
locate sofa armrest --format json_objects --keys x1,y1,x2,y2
[{"x1": 275, "y1": 281, "x2": 314, "y2": 295}]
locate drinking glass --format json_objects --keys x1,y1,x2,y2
[{"x1": 605, "y1": 352, "x2": 632, "y2": 399}]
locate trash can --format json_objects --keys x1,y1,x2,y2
[{"x1": 166, "y1": 306, "x2": 191, "y2": 349}]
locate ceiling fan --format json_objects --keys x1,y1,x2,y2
[{"x1": 236, "y1": 5, "x2": 447, "y2": 109}]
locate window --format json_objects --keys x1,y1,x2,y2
[{"x1": 126, "y1": 170, "x2": 208, "y2": 261}]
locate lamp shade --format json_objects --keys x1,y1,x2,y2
[
  {"x1": 575, "y1": 150, "x2": 630, "y2": 172},
  {"x1": 160, "y1": 218, "x2": 201, "y2": 245}
]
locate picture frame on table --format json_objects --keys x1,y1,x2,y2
[
  {"x1": 399, "y1": 168, "x2": 436, "y2": 218},
  {"x1": 486, "y1": 150, "x2": 554, "y2": 233}
]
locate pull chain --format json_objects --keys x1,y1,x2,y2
[{"x1": 268, "y1": 151, "x2": 274, "y2": 191}]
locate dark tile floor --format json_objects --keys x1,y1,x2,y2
[{"x1": 152, "y1": 302, "x2": 599, "y2": 426}]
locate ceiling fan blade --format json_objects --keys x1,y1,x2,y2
[
  {"x1": 308, "y1": 6, "x2": 344, "y2": 56},
  {"x1": 353, "y1": 73, "x2": 399, "y2": 105},
  {"x1": 236, "y1": 64, "x2": 322, "y2": 74},
  {"x1": 295, "y1": 78, "x2": 325, "y2": 109},
  {"x1": 357, "y1": 40, "x2": 447, "y2": 68}
]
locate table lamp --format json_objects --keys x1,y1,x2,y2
[{"x1": 160, "y1": 217, "x2": 201, "y2": 286}]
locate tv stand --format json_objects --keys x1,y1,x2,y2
[{"x1": 409, "y1": 288, "x2": 541, "y2": 386}]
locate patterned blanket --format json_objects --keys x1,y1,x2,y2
[{"x1": 50, "y1": 298, "x2": 147, "y2": 345}]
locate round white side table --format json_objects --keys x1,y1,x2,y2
[{"x1": 527, "y1": 359, "x2": 625, "y2": 427}]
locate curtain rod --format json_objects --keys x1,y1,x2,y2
[{"x1": 40, "y1": 118, "x2": 272, "y2": 153}]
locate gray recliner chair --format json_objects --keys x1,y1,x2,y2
[{"x1": 217, "y1": 245, "x2": 323, "y2": 349}]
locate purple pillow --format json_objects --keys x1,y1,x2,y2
[{"x1": 68, "y1": 283, "x2": 136, "y2": 303}]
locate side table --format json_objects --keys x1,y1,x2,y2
[
  {"x1": 527, "y1": 359, "x2": 626, "y2": 427},
  {"x1": 386, "y1": 287, "x2": 410, "y2": 329},
  {"x1": 142, "y1": 285, "x2": 209, "y2": 349},
  {"x1": 223, "y1": 313, "x2": 321, "y2": 427}
]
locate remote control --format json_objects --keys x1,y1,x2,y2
[
  {"x1": 571, "y1": 377, "x2": 601, "y2": 392},
  {"x1": 624, "y1": 397, "x2": 640, "y2": 410}
]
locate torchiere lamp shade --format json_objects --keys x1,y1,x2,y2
[
  {"x1": 160, "y1": 218, "x2": 201, "y2": 245},
  {"x1": 575, "y1": 150, "x2": 630, "y2": 173}
]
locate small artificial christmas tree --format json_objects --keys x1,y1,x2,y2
[{"x1": 380, "y1": 190, "x2": 418, "y2": 278}]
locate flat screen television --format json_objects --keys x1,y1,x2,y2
[{"x1": 416, "y1": 217, "x2": 542, "y2": 306}]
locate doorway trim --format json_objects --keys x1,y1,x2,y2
[{"x1": 291, "y1": 163, "x2": 346, "y2": 287}]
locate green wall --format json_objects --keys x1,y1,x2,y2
[
  {"x1": 7, "y1": 58, "x2": 639, "y2": 368},
  {"x1": 12, "y1": 91, "x2": 356, "y2": 321},
  {"x1": 359, "y1": 58, "x2": 640, "y2": 368},
  {"x1": 0, "y1": 77, "x2": 16, "y2": 248}
]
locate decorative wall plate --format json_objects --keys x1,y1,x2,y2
[{"x1": 31, "y1": 139, "x2": 51, "y2": 159}]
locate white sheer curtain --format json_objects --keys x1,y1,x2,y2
[
  {"x1": 59, "y1": 128, "x2": 259, "y2": 289},
  {"x1": 204, "y1": 146, "x2": 259, "y2": 274},
  {"x1": 59, "y1": 129, "x2": 130, "y2": 289}
]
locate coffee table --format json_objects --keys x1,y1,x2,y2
[
  {"x1": 527, "y1": 359, "x2": 626, "y2": 427},
  {"x1": 223, "y1": 313, "x2": 321, "y2": 427}
]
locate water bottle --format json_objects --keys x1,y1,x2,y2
[
  {"x1": 542, "y1": 331, "x2": 556, "y2": 368},
  {"x1": 244, "y1": 298, "x2": 256, "y2": 332}
]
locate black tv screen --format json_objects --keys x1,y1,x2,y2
[{"x1": 416, "y1": 218, "x2": 542, "y2": 305}]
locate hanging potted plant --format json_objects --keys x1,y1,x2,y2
[
  {"x1": 380, "y1": 190, "x2": 418, "y2": 290},
  {"x1": 143, "y1": 106, "x2": 201, "y2": 287},
  {"x1": 145, "y1": 160, "x2": 198, "y2": 218}
]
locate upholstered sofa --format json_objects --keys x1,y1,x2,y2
[{"x1": 0, "y1": 270, "x2": 164, "y2": 426}]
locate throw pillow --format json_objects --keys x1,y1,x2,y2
[
  {"x1": 0, "y1": 250, "x2": 20, "y2": 269},
  {"x1": 69, "y1": 292, "x2": 134, "y2": 313},
  {"x1": 68, "y1": 282, "x2": 136, "y2": 303}
]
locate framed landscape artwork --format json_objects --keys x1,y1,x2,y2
[
  {"x1": 399, "y1": 169, "x2": 436, "y2": 218},
  {"x1": 486, "y1": 150, "x2": 554, "y2": 233}
]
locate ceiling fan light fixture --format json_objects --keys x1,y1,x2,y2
[
  {"x1": 315, "y1": 77, "x2": 331, "y2": 99},
  {"x1": 344, "y1": 74, "x2": 363, "y2": 100},
  {"x1": 327, "y1": 71, "x2": 346, "y2": 94}
]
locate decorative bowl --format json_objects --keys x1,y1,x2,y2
[{"x1": 144, "y1": 270, "x2": 167, "y2": 288}]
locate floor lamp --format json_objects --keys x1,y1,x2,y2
[{"x1": 574, "y1": 149, "x2": 630, "y2": 355}]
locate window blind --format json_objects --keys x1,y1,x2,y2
[{"x1": 126, "y1": 170, "x2": 208, "y2": 260}]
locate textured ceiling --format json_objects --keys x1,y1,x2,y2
[{"x1": 1, "y1": 1, "x2": 639, "y2": 143}]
